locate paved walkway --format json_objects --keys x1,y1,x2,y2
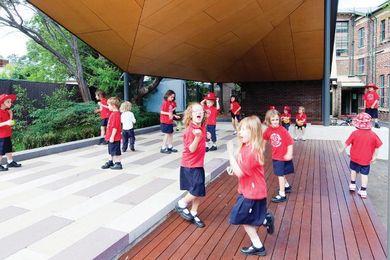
[{"x1": 0, "y1": 124, "x2": 233, "y2": 259}]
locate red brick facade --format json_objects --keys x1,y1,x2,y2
[{"x1": 240, "y1": 81, "x2": 322, "y2": 122}]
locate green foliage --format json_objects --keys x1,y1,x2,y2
[{"x1": 131, "y1": 105, "x2": 160, "y2": 128}]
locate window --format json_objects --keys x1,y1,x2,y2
[
  {"x1": 336, "y1": 22, "x2": 349, "y2": 56},
  {"x1": 379, "y1": 75, "x2": 385, "y2": 107},
  {"x1": 380, "y1": 20, "x2": 386, "y2": 42},
  {"x1": 358, "y1": 58, "x2": 364, "y2": 74},
  {"x1": 358, "y1": 28, "x2": 365, "y2": 48}
]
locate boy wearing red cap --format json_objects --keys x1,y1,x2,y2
[
  {"x1": 200, "y1": 92, "x2": 220, "y2": 152},
  {"x1": 340, "y1": 112, "x2": 382, "y2": 198},
  {"x1": 0, "y1": 94, "x2": 22, "y2": 171},
  {"x1": 363, "y1": 83, "x2": 380, "y2": 128},
  {"x1": 280, "y1": 106, "x2": 291, "y2": 131}
]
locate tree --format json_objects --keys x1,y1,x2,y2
[
  {"x1": 0, "y1": 0, "x2": 91, "y2": 101},
  {"x1": 130, "y1": 75, "x2": 162, "y2": 106}
]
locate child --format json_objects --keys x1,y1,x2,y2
[
  {"x1": 101, "y1": 97, "x2": 123, "y2": 170},
  {"x1": 160, "y1": 90, "x2": 180, "y2": 154},
  {"x1": 340, "y1": 112, "x2": 382, "y2": 198},
  {"x1": 200, "y1": 92, "x2": 220, "y2": 152},
  {"x1": 363, "y1": 83, "x2": 380, "y2": 128},
  {"x1": 226, "y1": 116, "x2": 274, "y2": 256},
  {"x1": 0, "y1": 94, "x2": 21, "y2": 171},
  {"x1": 175, "y1": 103, "x2": 207, "y2": 228},
  {"x1": 120, "y1": 101, "x2": 136, "y2": 152},
  {"x1": 263, "y1": 109, "x2": 294, "y2": 203},
  {"x1": 280, "y1": 106, "x2": 291, "y2": 131},
  {"x1": 294, "y1": 106, "x2": 307, "y2": 141},
  {"x1": 95, "y1": 90, "x2": 111, "y2": 145},
  {"x1": 229, "y1": 95, "x2": 241, "y2": 135}
]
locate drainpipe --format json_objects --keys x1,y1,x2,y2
[
  {"x1": 322, "y1": 0, "x2": 331, "y2": 126},
  {"x1": 123, "y1": 72, "x2": 130, "y2": 101},
  {"x1": 368, "y1": 14, "x2": 377, "y2": 84},
  {"x1": 349, "y1": 16, "x2": 355, "y2": 76}
]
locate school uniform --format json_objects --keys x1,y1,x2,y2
[
  {"x1": 160, "y1": 100, "x2": 176, "y2": 134},
  {"x1": 280, "y1": 112, "x2": 291, "y2": 131},
  {"x1": 121, "y1": 111, "x2": 136, "y2": 151},
  {"x1": 263, "y1": 126, "x2": 294, "y2": 176},
  {"x1": 363, "y1": 90, "x2": 380, "y2": 119},
  {"x1": 204, "y1": 104, "x2": 219, "y2": 142},
  {"x1": 0, "y1": 109, "x2": 13, "y2": 155},
  {"x1": 99, "y1": 98, "x2": 111, "y2": 126},
  {"x1": 180, "y1": 122, "x2": 206, "y2": 197},
  {"x1": 295, "y1": 113, "x2": 307, "y2": 129},
  {"x1": 105, "y1": 111, "x2": 122, "y2": 156},
  {"x1": 230, "y1": 101, "x2": 241, "y2": 120},
  {"x1": 229, "y1": 143, "x2": 267, "y2": 226}
]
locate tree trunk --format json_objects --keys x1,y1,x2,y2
[
  {"x1": 71, "y1": 36, "x2": 91, "y2": 101},
  {"x1": 131, "y1": 76, "x2": 163, "y2": 106}
]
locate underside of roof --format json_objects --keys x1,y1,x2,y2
[{"x1": 28, "y1": 0, "x2": 326, "y2": 82}]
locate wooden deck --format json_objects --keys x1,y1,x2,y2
[{"x1": 120, "y1": 140, "x2": 387, "y2": 260}]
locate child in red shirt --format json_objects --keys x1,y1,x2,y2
[
  {"x1": 226, "y1": 115, "x2": 274, "y2": 256},
  {"x1": 175, "y1": 103, "x2": 207, "y2": 228},
  {"x1": 363, "y1": 83, "x2": 380, "y2": 128},
  {"x1": 294, "y1": 106, "x2": 307, "y2": 141},
  {"x1": 280, "y1": 106, "x2": 291, "y2": 131},
  {"x1": 0, "y1": 94, "x2": 21, "y2": 171},
  {"x1": 160, "y1": 90, "x2": 180, "y2": 154},
  {"x1": 263, "y1": 109, "x2": 294, "y2": 203},
  {"x1": 95, "y1": 90, "x2": 111, "y2": 145},
  {"x1": 101, "y1": 97, "x2": 123, "y2": 170},
  {"x1": 200, "y1": 92, "x2": 220, "y2": 152},
  {"x1": 229, "y1": 95, "x2": 241, "y2": 135},
  {"x1": 341, "y1": 112, "x2": 382, "y2": 198}
]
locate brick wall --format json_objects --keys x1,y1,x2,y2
[{"x1": 240, "y1": 80, "x2": 322, "y2": 122}]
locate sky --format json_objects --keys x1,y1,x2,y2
[{"x1": 0, "y1": 0, "x2": 388, "y2": 59}]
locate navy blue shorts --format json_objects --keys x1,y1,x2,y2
[
  {"x1": 0, "y1": 137, "x2": 12, "y2": 156},
  {"x1": 101, "y1": 118, "x2": 108, "y2": 127},
  {"x1": 180, "y1": 166, "x2": 206, "y2": 197},
  {"x1": 350, "y1": 160, "x2": 370, "y2": 175},
  {"x1": 207, "y1": 125, "x2": 217, "y2": 142},
  {"x1": 108, "y1": 141, "x2": 121, "y2": 156},
  {"x1": 295, "y1": 123, "x2": 307, "y2": 130},
  {"x1": 365, "y1": 108, "x2": 378, "y2": 119},
  {"x1": 229, "y1": 195, "x2": 267, "y2": 226},
  {"x1": 282, "y1": 123, "x2": 290, "y2": 131},
  {"x1": 272, "y1": 160, "x2": 294, "y2": 176},
  {"x1": 160, "y1": 123, "x2": 174, "y2": 134},
  {"x1": 230, "y1": 112, "x2": 241, "y2": 121}
]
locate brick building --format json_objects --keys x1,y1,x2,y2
[{"x1": 334, "y1": 2, "x2": 390, "y2": 120}]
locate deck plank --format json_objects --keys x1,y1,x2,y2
[{"x1": 120, "y1": 140, "x2": 387, "y2": 260}]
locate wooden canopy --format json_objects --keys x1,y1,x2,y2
[{"x1": 28, "y1": 0, "x2": 324, "y2": 82}]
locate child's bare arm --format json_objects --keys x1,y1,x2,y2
[
  {"x1": 110, "y1": 128, "x2": 117, "y2": 142},
  {"x1": 227, "y1": 141, "x2": 243, "y2": 177},
  {"x1": 189, "y1": 129, "x2": 202, "y2": 152},
  {"x1": 216, "y1": 98, "x2": 220, "y2": 110},
  {"x1": 284, "y1": 145, "x2": 293, "y2": 160},
  {"x1": 371, "y1": 148, "x2": 379, "y2": 163}
]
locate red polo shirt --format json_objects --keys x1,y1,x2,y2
[
  {"x1": 105, "y1": 111, "x2": 122, "y2": 141},
  {"x1": 180, "y1": 123, "x2": 206, "y2": 168},
  {"x1": 363, "y1": 90, "x2": 380, "y2": 108},
  {"x1": 230, "y1": 101, "x2": 241, "y2": 115},
  {"x1": 263, "y1": 125, "x2": 294, "y2": 161},
  {"x1": 295, "y1": 113, "x2": 307, "y2": 123},
  {"x1": 237, "y1": 143, "x2": 267, "y2": 200},
  {"x1": 204, "y1": 105, "x2": 219, "y2": 126},
  {"x1": 160, "y1": 100, "x2": 176, "y2": 124},
  {"x1": 100, "y1": 98, "x2": 111, "y2": 119},
  {"x1": 345, "y1": 129, "x2": 382, "y2": 165},
  {"x1": 0, "y1": 109, "x2": 12, "y2": 138},
  {"x1": 281, "y1": 112, "x2": 291, "y2": 124}
]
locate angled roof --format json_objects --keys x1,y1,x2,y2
[{"x1": 28, "y1": 0, "x2": 325, "y2": 82}]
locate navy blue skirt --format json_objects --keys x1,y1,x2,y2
[
  {"x1": 272, "y1": 160, "x2": 294, "y2": 176},
  {"x1": 180, "y1": 166, "x2": 206, "y2": 197},
  {"x1": 0, "y1": 137, "x2": 12, "y2": 156},
  {"x1": 229, "y1": 195, "x2": 267, "y2": 226}
]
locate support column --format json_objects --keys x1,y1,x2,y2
[
  {"x1": 322, "y1": 0, "x2": 331, "y2": 126},
  {"x1": 124, "y1": 72, "x2": 130, "y2": 101}
]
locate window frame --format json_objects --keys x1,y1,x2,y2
[
  {"x1": 357, "y1": 58, "x2": 364, "y2": 74},
  {"x1": 358, "y1": 27, "x2": 365, "y2": 48},
  {"x1": 380, "y1": 19, "x2": 386, "y2": 42}
]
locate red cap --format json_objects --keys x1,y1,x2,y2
[
  {"x1": 365, "y1": 83, "x2": 378, "y2": 90},
  {"x1": 205, "y1": 92, "x2": 217, "y2": 100}
]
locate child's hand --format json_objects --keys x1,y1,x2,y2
[
  {"x1": 109, "y1": 137, "x2": 114, "y2": 143},
  {"x1": 192, "y1": 129, "x2": 202, "y2": 137},
  {"x1": 371, "y1": 157, "x2": 376, "y2": 163},
  {"x1": 97, "y1": 102, "x2": 101, "y2": 106},
  {"x1": 168, "y1": 112, "x2": 173, "y2": 120},
  {"x1": 216, "y1": 97, "x2": 219, "y2": 102},
  {"x1": 284, "y1": 154, "x2": 293, "y2": 161},
  {"x1": 5, "y1": 120, "x2": 13, "y2": 126},
  {"x1": 174, "y1": 114, "x2": 180, "y2": 120}
]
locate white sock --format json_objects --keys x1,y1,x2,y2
[
  {"x1": 279, "y1": 191, "x2": 286, "y2": 197},
  {"x1": 212, "y1": 142, "x2": 217, "y2": 147},
  {"x1": 178, "y1": 199, "x2": 187, "y2": 208},
  {"x1": 263, "y1": 218, "x2": 267, "y2": 225},
  {"x1": 168, "y1": 145, "x2": 173, "y2": 149},
  {"x1": 190, "y1": 210, "x2": 197, "y2": 217},
  {"x1": 251, "y1": 237, "x2": 263, "y2": 248},
  {"x1": 285, "y1": 182, "x2": 290, "y2": 188},
  {"x1": 7, "y1": 160, "x2": 13, "y2": 164},
  {"x1": 161, "y1": 146, "x2": 167, "y2": 149}
]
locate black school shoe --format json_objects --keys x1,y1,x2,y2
[
  {"x1": 276, "y1": 185, "x2": 292, "y2": 194},
  {"x1": 0, "y1": 165, "x2": 8, "y2": 171},
  {"x1": 192, "y1": 215, "x2": 205, "y2": 228},
  {"x1": 7, "y1": 161, "x2": 21, "y2": 168},
  {"x1": 240, "y1": 245, "x2": 266, "y2": 256},
  {"x1": 110, "y1": 162, "x2": 123, "y2": 170},
  {"x1": 168, "y1": 147, "x2": 178, "y2": 153},
  {"x1": 101, "y1": 161, "x2": 114, "y2": 169},
  {"x1": 160, "y1": 148, "x2": 171, "y2": 154},
  {"x1": 209, "y1": 146, "x2": 217, "y2": 151},
  {"x1": 175, "y1": 203, "x2": 194, "y2": 221},
  {"x1": 271, "y1": 194, "x2": 287, "y2": 203},
  {"x1": 264, "y1": 212, "x2": 274, "y2": 234}
]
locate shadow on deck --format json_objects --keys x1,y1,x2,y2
[{"x1": 121, "y1": 140, "x2": 387, "y2": 260}]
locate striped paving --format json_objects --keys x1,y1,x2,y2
[{"x1": 0, "y1": 123, "x2": 232, "y2": 259}]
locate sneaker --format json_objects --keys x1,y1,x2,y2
[
  {"x1": 240, "y1": 245, "x2": 266, "y2": 256},
  {"x1": 130, "y1": 146, "x2": 135, "y2": 152},
  {"x1": 209, "y1": 146, "x2": 217, "y2": 151},
  {"x1": 301, "y1": 137, "x2": 306, "y2": 141},
  {"x1": 294, "y1": 137, "x2": 298, "y2": 141},
  {"x1": 358, "y1": 189, "x2": 367, "y2": 198},
  {"x1": 168, "y1": 147, "x2": 178, "y2": 153},
  {"x1": 233, "y1": 131, "x2": 237, "y2": 135},
  {"x1": 349, "y1": 183, "x2": 356, "y2": 191},
  {"x1": 277, "y1": 185, "x2": 292, "y2": 194},
  {"x1": 7, "y1": 161, "x2": 21, "y2": 168},
  {"x1": 160, "y1": 148, "x2": 171, "y2": 154},
  {"x1": 206, "y1": 147, "x2": 210, "y2": 152},
  {"x1": 122, "y1": 149, "x2": 127, "y2": 153},
  {"x1": 101, "y1": 161, "x2": 114, "y2": 169},
  {"x1": 272, "y1": 194, "x2": 287, "y2": 203},
  {"x1": 0, "y1": 165, "x2": 8, "y2": 171},
  {"x1": 192, "y1": 215, "x2": 205, "y2": 228},
  {"x1": 110, "y1": 163, "x2": 123, "y2": 170},
  {"x1": 175, "y1": 203, "x2": 194, "y2": 221},
  {"x1": 265, "y1": 212, "x2": 274, "y2": 234}
]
